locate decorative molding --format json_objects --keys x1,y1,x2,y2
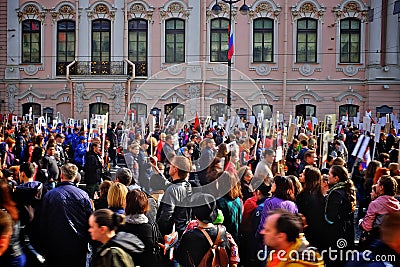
[
  {"x1": 17, "y1": 2, "x2": 47, "y2": 24},
  {"x1": 342, "y1": 65, "x2": 359, "y2": 76},
  {"x1": 50, "y1": 2, "x2": 76, "y2": 23},
  {"x1": 51, "y1": 88, "x2": 71, "y2": 100},
  {"x1": 86, "y1": 2, "x2": 116, "y2": 20},
  {"x1": 255, "y1": 65, "x2": 272, "y2": 76},
  {"x1": 16, "y1": 84, "x2": 46, "y2": 100},
  {"x1": 333, "y1": 0, "x2": 369, "y2": 22},
  {"x1": 160, "y1": 0, "x2": 191, "y2": 21},
  {"x1": 83, "y1": 89, "x2": 114, "y2": 100},
  {"x1": 187, "y1": 85, "x2": 200, "y2": 99},
  {"x1": 7, "y1": 84, "x2": 18, "y2": 113},
  {"x1": 334, "y1": 86, "x2": 366, "y2": 102},
  {"x1": 112, "y1": 84, "x2": 125, "y2": 114},
  {"x1": 74, "y1": 83, "x2": 86, "y2": 113},
  {"x1": 213, "y1": 64, "x2": 228, "y2": 76},
  {"x1": 248, "y1": 85, "x2": 279, "y2": 101},
  {"x1": 167, "y1": 64, "x2": 184, "y2": 76},
  {"x1": 24, "y1": 65, "x2": 39, "y2": 76},
  {"x1": 298, "y1": 64, "x2": 315, "y2": 76},
  {"x1": 291, "y1": 0, "x2": 326, "y2": 22},
  {"x1": 249, "y1": 0, "x2": 281, "y2": 21},
  {"x1": 132, "y1": 89, "x2": 154, "y2": 100},
  {"x1": 290, "y1": 85, "x2": 323, "y2": 102},
  {"x1": 127, "y1": 1, "x2": 154, "y2": 22},
  {"x1": 160, "y1": 89, "x2": 187, "y2": 101},
  {"x1": 206, "y1": 1, "x2": 237, "y2": 22}
]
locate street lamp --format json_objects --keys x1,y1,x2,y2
[{"x1": 212, "y1": 0, "x2": 249, "y2": 112}]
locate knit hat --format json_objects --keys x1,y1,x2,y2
[{"x1": 191, "y1": 193, "x2": 218, "y2": 224}]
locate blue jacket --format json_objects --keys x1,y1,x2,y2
[{"x1": 40, "y1": 181, "x2": 93, "y2": 256}]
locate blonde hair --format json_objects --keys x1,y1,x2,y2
[{"x1": 107, "y1": 182, "x2": 128, "y2": 209}]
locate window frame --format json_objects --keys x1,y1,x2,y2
[
  {"x1": 91, "y1": 19, "x2": 111, "y2": 75},
  {"x1": 340, "y1": 18, "x2": 361, "y2": 63},
  {"x1": 339, "y1": 104, "x2": 359, "y2": 118},
  {"x1": 253, "y1": 18, "x2": 274, "y2": 63},
  {"x1": 295, "y1": 104, "x2": 316, "y2": 119},
  {"x1": 165, "y1": 18, "x2": 185, "y2": 63},
  {"x1": 22, "y1": 19, "x2": 41, "y2": 64},
  {"x1": 56, "y1": 20, "x2": 76, "y2": 75},
  {"x1": 130, "y1": 103, "x2": 148, "y2": 124},
  {"x1": 296, "y1": 18, "x2": 317, "y2": 63},
  {"x1": 128, "y1": 19, "x2": 148, "y2": 76},
  {"x1": 210, "y1": 18, "x2": 229, "y2": 62}
]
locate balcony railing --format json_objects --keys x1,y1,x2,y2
[{"x1": 57, "y1": 61, "x2": 129, "y2": 76}]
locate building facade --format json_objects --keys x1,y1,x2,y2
[{"x1": 2, "y1": 0, "x2": 400, "y2": 126}]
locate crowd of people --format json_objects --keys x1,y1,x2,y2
[{"x1": 0, "y1": 118, "x2": 399, "y2": 267}]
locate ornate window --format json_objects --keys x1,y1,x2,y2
[
  {"x1": 89, "y1": 103, "x2": 109, "y2": 118},
  {"x1": 339, "y1": 104, "x2": 359, "y2": 118},
  {"x1": 57, "y1": 20, "x2": 75, "y2": 75},
  {"x1": 22, "y1": 103, "x2": 41, "y2": 117},
  {"x1": 252, "y1": 104, "x2": 273, "y2": 119},
  {"x1": 295, "y1": 104, "x2": 316, "y2": 119},
  {"x1": 253, "y1": 18, "x2": 274, "y2": 62},
  {"x1": 22, "y1": 20, "x2": 41, "y2": 63},
  {"x1": 128, "y1": 19, "x2": 148, "y2": 76},
  {"x1": 340, "y1": 18, "x2": 360, "y2": 63},
  {"x1": 130, "y1": 103, "x2": 147, "y2": 123},
  {"x1": 296, "y1": 18, "x2": 317, "y2": 63},
  {"x1": 165, "y1": 19, "x2": 185, "y2": 63},
  {"x1": 210, "y1": 103, "x2": 228, "y2": 121},
  {"x1": 210, "y1": 18, "x2": 229, "y2": 62},
  {"x1": 91, "y1": 19, "x2": 111, "y2": 74},
  {"x1": 165, "y1": 103, "x2": 184, "y2": 122}
]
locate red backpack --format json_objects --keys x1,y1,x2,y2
[{"x1": 197, "y1": 225, "x2": 229, "y2": 267}]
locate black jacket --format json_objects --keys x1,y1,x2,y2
[
  {"x1": 156, "y1": 179, "x2": 192, "y2": 237},
  {"x1": 84, "y1": 150, "x2": 103, "y2": 185}
]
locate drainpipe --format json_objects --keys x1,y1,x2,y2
[
  {"x1": 201, "y1": 2, "x2": 206, "y2": 117},
  {"x1": 283, "y1": 0, "x2": 288, "y2": 117},
  {"x1": 380, "y1": 0, "x2": 387, "y2": 66},
  {"x1": 66, "y1": 0, "x2": 79, "y2": 119},
  {"x1": 124, "y1": 1, "x2": 135, "y2": 119}
]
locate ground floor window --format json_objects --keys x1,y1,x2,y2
[
  {"x1": 130, "y1": 103, "x2": 147, "y2": 124},
  {"x1": 165, "y1": 103, "x2": 184, "y2": 122},
  {"x1": 295, "y1": 104, "x2": 316, "y2": 119}
]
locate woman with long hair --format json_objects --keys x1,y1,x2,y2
[
  {"x1": 0, "y1": 180, "x2": 26, "y2": 267},
  {"x1": 324, "y1": 165, "x2": 356, "y2": 266},
  {"x1": 107, "y1": 182, "x2": 128, "y2": 215},
  {"x1": 120, "y1": 190, "x2": 161, "y2": 267},
  {"x1": 296, "y1": 166, "x2": 326, "y2": 250},
  {"x1": 88, "y1": 209, "x2": 144, "y2": 267},
  {"x1": 216, "y1": 171, "x2": 243, "y2": 242}
]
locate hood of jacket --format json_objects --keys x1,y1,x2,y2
[
  {"x1": 373, "y1": 195, "x2": 400, "y2": 213},
  {"x1": 107, "y1": 231, "x2": 144, "y2": 255}
]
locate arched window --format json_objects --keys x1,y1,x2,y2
[
  {"x1": 57, "y1": 20, "x2": 75, "y2": 75},
  {"x1": 296, "y1": 18, "x2": 317, "y2": 63},
  {"x1": 165, "y1": 103, "x2": 184, "y2": 122},
  {"x1": 339, "y1": 104, "x2": 359, "y2": 118},
  {"x1": 92, "y1": 19, "x2": 111, "y2": 74},
  {"x1": 295, "y1": 104, "x2": 316, "y2": 119},
  {"x1": 340, "y1": 18, "x2": 361, "y2": 63},
  {"x1": 210, "y1": 103, "x2": 228, "y2": 121},
  {"x1": 252, "y1": 104, "x2": 273, "y2": 119},
  {"x1": 130, "y1": 103, "x2": 147, "y2": 124},
  {"x1": 22, "y1": 103, "x2": 41, "y2": 117},
  {"x1": 22, "y1": 20, "x2": 41, "y2": 63},
  {"x1": 128, "y1": 19, "x2": 148, "y2": 76},
  {"x1": 253, "y1": 18, "x2": 273, "y2": 62},
  {"x1": 210, "y1": 18, "x2": 229, "y2": 62},
  {"x1": 165, "y1": 19, "x2": 185, "y2": 63},
  {"x1": 89, "y1": 103, "x2": 109, "y2": 119}
]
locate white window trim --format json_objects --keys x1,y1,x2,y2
[
  {"x1": 291, "y1": 0, "x2": 326, "y2": 76},
  {"x1": 159, "y1": 0, "x2": 191, "y2": 67},
  {"x1": 333, "y1": 0, "x2": 368, "y2": 76},
  {"x1": 51, "y1": 2, "x2": 77, "y2": 79},
  {"x1": 127, "y1": 1, "x2": 154, "y2": 77},
  {"x1": 17, "y1": 2, "x2": 46, "y2": 66},
  {"x1": 248, "y1": 0, "x2": 281, "y2": 74}
]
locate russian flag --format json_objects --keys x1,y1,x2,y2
[{"x1": 227, "y1": 25, "x2": 234, "y2": 60}]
